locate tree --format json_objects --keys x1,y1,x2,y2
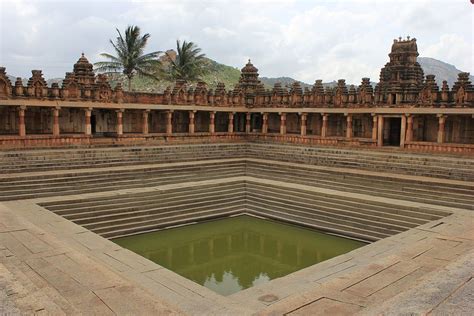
[
  {"x1": 94, "y1": 25, "x2": 161, "y2": 91},
  {"x1": 164, "y1": 40, "x2": 209, "y2": 82}
]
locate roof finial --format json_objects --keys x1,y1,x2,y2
[
  {"x1": 81, "y1": 52, "x2": 85, "y2": 57},
  {"x1": 407, "y1": 35, "x2": 410, "y2": 40},
  {"x1": 398, "y1": 36, "x2": 402, "y2": 41}
]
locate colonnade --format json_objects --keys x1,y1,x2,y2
[{"x1": 7, "y1": 105, "x2": 473, "y2": 148}]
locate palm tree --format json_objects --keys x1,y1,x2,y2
[
  {"x1": 94, "y1": 25, "x2": 161, "y2": 91},
  {"x1": 164, "y1": 40, "x2": 209, "y2": 82}
]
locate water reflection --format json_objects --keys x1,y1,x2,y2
[{"x1": 114, "y1": 215, "x2": 365, "y2": 295}]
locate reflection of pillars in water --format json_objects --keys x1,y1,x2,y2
[
  {"x1": 208, "y1": 239, "x2": 214, "y2": 259},
  {"x1": 167, "y1": 248, "x2": 173, "y2": 267},
  {"x1": 296, "y1": 243, "x2": 302, "y2": 266},
  {"x1": 259, "y1": 235, "x2": 264, "y2": 254},
  {"x1": 277, "y1": 240, "x2": 282, "y2": 261},
  {"x1": 227, "y1": 235, "x2": 232, "y2": 253},
  {"x1": 188, "y1": 243, "x2": 195, "y2": 264},
  {"x1": 244, "y1": 232, "x2": 248, "y2": 251}
]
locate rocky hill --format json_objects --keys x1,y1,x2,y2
[{"x1": 418, "y1": 57, "x2": 473, "y2": 87}]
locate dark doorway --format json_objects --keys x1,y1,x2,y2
[
  {"x1": 384, "y1": 117, "x2": 401, "y2": 146},
  {"x1": 91, "y1": 115, "x2": 97, "y2": 134}
]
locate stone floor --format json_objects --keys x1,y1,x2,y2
[{"x1": 0, "y1": 165, "x2": 473, "y2": 315}]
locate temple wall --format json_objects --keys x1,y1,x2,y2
[
  {"x1": 172, "y1": 111, "x2": 189, "y2": 133},
  {"x1": 215, "y1": 112, "x2": 229, "y2": 133},
  {"x1": 26, "y1": 107, "x2": 52, "y2": 134},
  {"x1": 92, "y1": 109, "x2": 117, "y2": 134},
  {"x1": 445, "y1": 115, "x2": 474, "y2": 144},
  {"x1": 59, "y1": 108, "x2": 85, "y2": 134},
  {"x1": 0, "y1": 106, "x2": 18, "y2": 134},
  {"x1": 413, "y1": 115, "x2": 438, "y2": 142},
  {"x1": 150, "y1": 110, "x2": 167, "y2": 133},
  {"x1": 353, "y1": 114, "x2": 373, "y2": 138},
  {"x1": 307, "y1": 114, "x2": 321, "y2": 136},
  {"x1": 327, "y1": 114, "x2": 346, "y2": 137},
  {"x1": 286, "y1": 113, "x2": 300, "y2": 134},
  {"x1": 268, "y1": 113, "x2": 280, "y2": 133},
  {"x1": 195, "y1": 111, "x2": 210, "y2": 133},
  {"x1": 234, "y1": 113, "x2": 246, "y2": 132},
  {"x1": 123, "y1": 110, "x2": 142, "y2": 133},
  {"x1": 251, "y1": 113, "x2": 262, "y2": 132}
]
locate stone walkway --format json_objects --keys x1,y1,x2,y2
[{"x1": 0, "y1": 167, "x2": 473, "y2": 314}]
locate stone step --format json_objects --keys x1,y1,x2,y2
[
  {"x1": 102, "y1": 208, "x2": 246, "y2": 239},
  {"x1": 246, "y1": 181, "x2": 450, "y2": 219},
  {"x1": 95, "y1": 205, "x2": 244, "y2": 237},
  {"x1": 43, "y1": 183, "x2": 246, "y2": 211},
  {"x1": 77, "y1": 195, "x2": 245, "y2": 229},
  {"x1": 59, "y1": 191, "x2": 245, "y2": 220},
  {"x1": 247, "y1": 194, "x2": 411, "y2": 233},
  {"x1": 246, "y1": 187, "x2": 431, "y2": 224}
]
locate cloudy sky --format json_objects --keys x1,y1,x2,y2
[{"x1": 0, "y1": 0, "x2": 472, "y2": 84}]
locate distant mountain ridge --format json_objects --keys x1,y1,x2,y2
[
  {"x1": 418, "y1": 57, "x2": 473, "y2": 87},
  {"x1": 6, "y1": 57, "x2": 471, "y2": 92}
]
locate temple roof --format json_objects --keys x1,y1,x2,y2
[{"x1": 241, "y1": 59, "x2": 258, "y2": 74}]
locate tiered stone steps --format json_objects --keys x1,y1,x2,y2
[
  {"x1": 245, "y1": 161, "x2": 474, "y2": 210},
  {"x1": 0, "y1": 143, "x2": 249, "y2": 174},
  {"x1": 248, "y1": 143, "x2": 474, "y2": 181},
  {"x1": 40, "y1": 182, "x2": 247, "y2": 239},
  {"x1": 1, "y1": 159, "x2": 472, "y2": 211},
  {"x1": 245, "y1": 182, "x2": 450, "y2": 241},
  {"x1": 39, "y1": 180, "x2": 451, "y2": 242},
  {"x1": 0, "y1": 143, "x2": 473, "y2": 181},
  {"x1": 0, "y1": 161, "x2": 246, "y2": 201},
  {"x1": 1, "y1": 143, "x2": 471, "y2": 242}
]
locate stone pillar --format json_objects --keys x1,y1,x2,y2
[
  {"x1": 189, "y1": 111, "x2": 195, "y2": 134},
  {"x1": 280, "y1": 112, "x2": 286, "y2": 135},
  {"x1": 52, "y1": 107, "x2": 60, "y2": 137},
  {"x1": 262, "y1": 113, "x2": 268, "y2": 134},
  {"x1": 142, "y1": 110, "x2": 149, "y2": 135},
  {"x1": 400, "y1": 114, "x2": 407, "y2": 148},
  {"x1": 209, "y1": 111, "x2": 216, "y2": 134},
  {"x1": 166, "y1": 110, "x2": 173, "y2": 135},
  {"x1": 437, "y1": 114, "x2": 446, "y2": 144},
  {"x1": 116, "y1": 109, "x2": 124, "y2": 136},
  {"x1": 345, "y1": 114, "x2": 352, "y2": 139},
  {"x1": 228, "y1": 112, "x2": 234, "y2": 133},
  {"x1": 85, "y1": 108, "x2": 92, "y2": 136},
  {"x1": 371, "y1": 114, "x2": 378, "y2": 141},
  {"x1": 377, "y1": 115, "x2": 384, "y2": 147},
  {"x1": 18, "y1": 106, "x2": 26, "y2": 137},
  {"x1": 245, "y1": 112, "x2": 251, "y2": 133},
  {"x1": 321, "y1": 114, "x2": 328, "y2": 138},
  {"x1": 406, "y1": 115, "x2": 413, "y2": 142},
  {"x1": 300, "y1": 113, "x2": 307, "y2": 136}
]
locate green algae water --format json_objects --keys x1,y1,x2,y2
[{"x1": 114, "y1": 215, "x2": 365, "y2": 296}]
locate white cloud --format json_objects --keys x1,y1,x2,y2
[
  {"x1": 0, "y1": 0, "x2": 471, "y2": 84},
  {"x1": 422, "y1": 34, "x2": 472, "y2": 72}
]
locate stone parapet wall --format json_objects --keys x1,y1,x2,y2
[
  {"x1": 0, "y1": 133, "x2": 247, "y2": 149},
  {"x1": 405, "y1": 141, "x2": 474, "y2": 153}
]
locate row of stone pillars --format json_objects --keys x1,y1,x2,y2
[
  {"x1": 14, "y1": 107, "x2": 450, "y2": 145},
  {"x1": 376, "y1": 114, "x2": 447, "y2": 147},
  {"x1": 17, "y1": 107, "x2": 240, "y2": 137}
]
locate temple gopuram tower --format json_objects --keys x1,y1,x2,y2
[
  {"x1": 376, "y1": 37, "x2": 424, "y2": 105},
  {"x1": 237, "y1": 60, "x2": 265, "y2": 106},
  {"x1": 73, "y1": 53, "x2": 95, "y2": 86}
]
